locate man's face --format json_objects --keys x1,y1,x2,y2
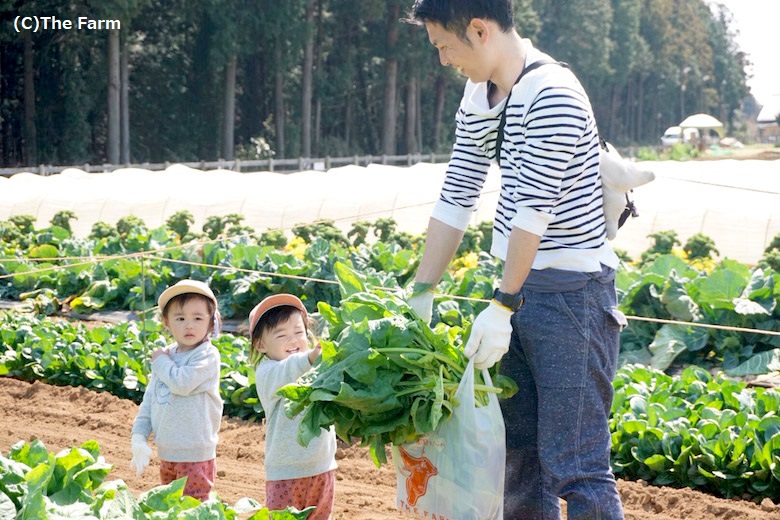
[{"x1": 425, "y1": 21, "x2": 484, "y2": 81}]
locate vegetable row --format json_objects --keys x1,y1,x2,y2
[{"x1": 0, "y1": 438, "x2": 312, "y2": 519}]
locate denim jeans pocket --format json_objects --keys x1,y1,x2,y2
[
  {"x1": 606, "y1": 306, "x2": 628, "y2": 332},
  {"x1": 518, "y1": 291, "x2": 589, "y2": 389}
]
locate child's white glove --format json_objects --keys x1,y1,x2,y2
[
  {"x1": 130, "y1": 433, "x2": 153, "y2": 477},
  {"x1": 464, "y1": 301, "x2": 513, "y2": 369},
  {"x1": 407, "y1": 291, "x2": 434, "y2": 324}
]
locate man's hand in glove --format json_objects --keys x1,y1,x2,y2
[
  {"x1": 130, "y1": 433, "x2": 153, "y2": 477},
  {"x1": 464, "y1": 301, "x2": 513, "y2": 369},
  {"x1": 407, "y1": 283, "x2": 435, "y2": 324}
]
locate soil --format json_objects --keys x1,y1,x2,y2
[{"x1": 2, "y1": 377, "x2": 779, "y2": 519}]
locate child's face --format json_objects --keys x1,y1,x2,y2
[
  {"x1": 162, "y1": 296, "x2": 212, "y2": 351},
  {"x1": 258, "y1": 312, "x2": 309, "y2": 362}
]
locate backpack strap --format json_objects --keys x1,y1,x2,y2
[{"x1": 495, "y1": 59, "x2": 568, "y2": 165}]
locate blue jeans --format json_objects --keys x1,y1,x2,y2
[{"x1": 500, "y1": 276, "x2": 625, "y2": 520}]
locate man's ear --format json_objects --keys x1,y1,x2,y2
[{"x1": 469, "y1": 18, "x2": 490, "y2": 43}]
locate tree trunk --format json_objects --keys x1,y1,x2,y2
[
  {"x1": 120, "y1": 33, "x2": 130, "y2": 164},
  {"x1": 274, "y1": 46, "x2": 285, "y2": 158},
  {"x1": 301, "y1": 0, "x2": 316, "y2": 158},
  {"x1": 314, "y1": 99, "x2": 321, "y2": 157},
  {"x1": 344, "y1": 98, "x2": 352, "y2": 149},
  {"x1": 636, "y1": 76, "x2": 644, "y2": 143},
  {"x1": 0, "y1": 45, "x2": 4, "y2": 162},
  {"x1": 381, "y1": 2, "x2": 400, "y2": 156},
  {"x1": 107, "y1": 29, "x2": 120, "y2": 164},
  {"x1": 222, "y1": 54, "x2": 237, "y2": 160},
  {"x1": 405, "y1": 76, "x2": 418, "y2": 155},
  {"x1": 313, "y1": 0, "x2": 324, "y2": 157},
  {"x1": 23, "y1": 32, "x2": 37, "y2": 166},
  {"x1": 416, "y1": 78, "x2": 423, "y2": 154},
  {"x1": 433, "y1": 73, "x2": 446, "y2": 152},
  {"x1": 608, "y1": 84, "x2": 618, "y2": 139}
]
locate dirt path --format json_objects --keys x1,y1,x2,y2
[{"x1": 1, "y1": 377, "x2": 778, "y2": 519}]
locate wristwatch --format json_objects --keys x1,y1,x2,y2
[{"x1": 492, "y1": 288, "x2": 524, "y2": 312}]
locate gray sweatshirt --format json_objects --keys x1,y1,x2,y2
[
  {"x1": 132, "y1": 340, "x2": 223, "y2": 462},
  {"x1": 256, "y1": 352, "x2": 337, "y2": 481}
]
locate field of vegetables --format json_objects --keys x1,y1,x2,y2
[{"x1": 2, "y1": 210, "x2": 780, "y2": 518}]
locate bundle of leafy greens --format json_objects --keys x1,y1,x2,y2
[{"x1": 278, "y1": 262, "x2": 517, "y2": 466}]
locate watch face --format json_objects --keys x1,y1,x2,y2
[{"x1": 493, "y1": 289, "x2": 522, "y2": 311}]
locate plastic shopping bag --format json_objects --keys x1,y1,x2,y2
[{"x1": 391, "y1": 358, "x2": 506, "y2": 520}]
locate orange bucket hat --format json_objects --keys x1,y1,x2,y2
[{"x1": 248, "y1": 294, "x2": 307, "y2": 338}]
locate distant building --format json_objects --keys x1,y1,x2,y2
[{"x1": 757, "y1": 96, "x2": 780, "y2": 143}]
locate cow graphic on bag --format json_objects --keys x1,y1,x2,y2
[{"x1": 397, "y1": 445, "x2": 439, "y2": 506}]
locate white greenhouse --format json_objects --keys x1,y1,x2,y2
[{"x1": 1, "y1": 159, "x2": 778, "y2": 265}]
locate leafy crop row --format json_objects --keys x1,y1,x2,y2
[
  {"x1": 0, "y1": 312, "x2": 260, "y2": 420},
  {"x1": 2, "y1": 212, "x2": 779, "y2": 376},
  {"x1": 0, "y1": 438, "x2": 311, "y2": 519},
  {"x1": 611, "y1": 364, "x2": 780, "y2": 501}
]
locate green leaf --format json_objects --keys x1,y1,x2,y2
[
  {"x1": 28, "y1": 244, "x2": 59, "y2": 259},
  {"x1": 732, "y1": 298, "x2": 771, "y2": 316},
  {"x1": 0, "y1": 491, "x2": 16, "y2": 519},
  {"x1": 95, "y1": 480, "x2": 145, "y2": 520},
  {"x1": 725, "y1": 348, "x2": 780, "y2": 376},
  {"x1": 138, "y1": 478, "x2": 186, "y2": 512},
  {"x1": 649, "y1": 324, "x2": 708, "y2": 370},
  {"x1": 333, "y1": 262, "x2": 364, "y2": 297},
  {"x1": 644, "y1": 454, "x2": 669, "y2": 472}
]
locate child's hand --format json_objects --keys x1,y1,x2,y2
[
  {"x1": 308, "y1": 342, "x2": 322, "y2": 365},
  {"x1": 130, "y1": 434, "x2": 153, "y2": 476},
  {"x1": 151, "y1": 348, "x2": 168, "y2": 361}
]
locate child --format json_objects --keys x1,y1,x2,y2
[
  {"x1": 130, "y1": 279, "x2": 224, "y2": 501},
  {"x1": 249, "y1": 294, "x2": 337, "y2": 519}
]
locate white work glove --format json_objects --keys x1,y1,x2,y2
[
  {"x1": 464, "y1": 301, "x2": 513, "y2": 370},
  {"x1": 130, "y1": 433, "x2": 153, "y2": 477},
  {"x1": 407, "y1": 291, "x2": 434, "y2": 324}
]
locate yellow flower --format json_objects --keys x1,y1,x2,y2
[
  {"x1": 451, "y1": 252, "x2": 479, "y2": 280},
  {"x1": 671, "y1": 246, "x2": 688, "y2": 260},
  {"x1": 285, "y1": 236, "x2": 307, "y2": 260},
  {"x1": 689, "y1": 257, "x2": 716, "y2": 274}
]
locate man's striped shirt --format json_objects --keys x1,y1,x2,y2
[{"x1": 431, "y1": 42, "x2": 618, "y2": 273}]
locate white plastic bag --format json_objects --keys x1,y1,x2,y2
[{"x1": 391, "y1": 358, "x2": 506, "y2": 520}]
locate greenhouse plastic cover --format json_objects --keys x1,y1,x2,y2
[{"x1": 1, "y1": 160, "x2": 778, "y2": 265}]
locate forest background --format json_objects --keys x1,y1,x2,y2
[{"x1": 0, "y1": 0, "x2": 755, "y2": 168}]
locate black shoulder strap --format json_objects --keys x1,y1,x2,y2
[{"x1": 495, "y1": 59, "x2": 569, "y2": 165}]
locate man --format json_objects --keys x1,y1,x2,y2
[{"x1": 405, "y1": 1, "x2": 625, "y2": 518}]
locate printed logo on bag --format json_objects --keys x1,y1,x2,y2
[{"x1": 397, "y1": 445, "x2": 439, "y2": 506}]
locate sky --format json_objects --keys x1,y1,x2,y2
[{"x1": 704, "y1": 0, "x2": 780, "y2": 108}]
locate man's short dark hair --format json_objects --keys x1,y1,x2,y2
[{"x1": 407, "y1": 0, "x2": 514, "y2": 41}]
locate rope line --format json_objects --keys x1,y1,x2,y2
[
  {"x1": 147, "y1": 255, "x2": 340, "y2": 286},
  {"x1": 2, "y1": 249, "x2": 779, "y2": 339},
  {"x1": 1, "y1": 215, "x2": 778, "y2": 338}
]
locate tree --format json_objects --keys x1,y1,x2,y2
[
  {"x1": 381, "y1": 0, "x2": 402, "y2": 156},
  {"x1": 301, "y1": 0, "x2": 316, "y2": 158},
  {"x1": 107, "y1": 28, "x2": 120, "y2": 164}
]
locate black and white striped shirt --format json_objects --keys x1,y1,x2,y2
[{"x1": 431, "y1": 42, "x2": 618, "y2": 273}]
